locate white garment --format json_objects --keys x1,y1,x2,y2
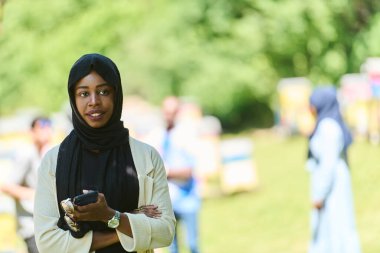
[
  {"x1": 307, "y1": 119, "x2": 361, "y2": 253},
  {"x1": 34, "y1": 137, "x2": 175, "y2": 253},
  {"x1": 10, "y1": 143, "x2": 40, "y2": 239}
]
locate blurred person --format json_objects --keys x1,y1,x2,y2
[
  {"x1": 306, "y1": 86, "x2": 361, "y2": 253},
  {"x1": 0, "y1": 116, "x2": 53, "y2": 253},
  {"x1": 148, "y1": 96, "x2": 201, "y2": 253},
  {"x1": 33, "y1": 53, "x2": 175, "y2": 253}
]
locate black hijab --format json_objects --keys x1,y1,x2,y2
[{"x1": 56, "y1": 54, "x2": 139, "y2": 252}]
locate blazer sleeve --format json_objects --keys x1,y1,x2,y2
[
  {"x1": 311, "y1": 119, "x2": 344, "y2": 203},
  {"x1": 117, "y1": 144, "x2": 176, "y2": 252},
  {"x1": 34, "y1": 146, "x2": 93, "y2": 253}
]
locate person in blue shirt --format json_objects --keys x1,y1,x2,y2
[
  {"x1": 306, "y1": 86, "x2": 361, "y2": 253},
  {"x1": 159, "y1": 96, "x2": 201, "y2": 253}
]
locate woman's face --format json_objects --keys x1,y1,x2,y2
[
  {"x1": 309, "y1": 104, "x2": 317, "y2": 119},
  {"x1": 74, "y1": 71, "x2": 115, "y2": 128}
]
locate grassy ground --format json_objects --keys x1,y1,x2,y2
[
  {"x1": 195, "y1": 131, "x2": 379, "y2": 253},
  {"x1": 1, "y1": 131, "x2": 379, "y2": 253}
]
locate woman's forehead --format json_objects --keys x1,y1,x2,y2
[{"x1": 75, "y1": 71, "x2": 107, "y2": 87}]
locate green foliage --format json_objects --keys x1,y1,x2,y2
[{"x1": 0, "y1": 0, "x2": 380, "y2": 130}]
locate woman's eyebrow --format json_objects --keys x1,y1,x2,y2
[
  {"x1": 75, "y1": 83, "x2": 109, "y2": 90},
  {"x1": 96, "y1": 83, "x2": 110, "y2": 88},
  {"x1": 75, "y1": 85, "x2": 88, "y2": 90}
]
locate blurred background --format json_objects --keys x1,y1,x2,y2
[{"x1": 0, "y1": 0, "x2": 379, "y2": 252}]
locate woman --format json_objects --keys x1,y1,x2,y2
[
  {"x1": 34, "y1": 53, "x2": 175, "y2": 253},
  {"x1": 307, "y1": 86, "x2": 361, "y2": 253}
]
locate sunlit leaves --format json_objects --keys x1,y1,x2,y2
[{"x1": 0, "y1": 0, "x2": 379, "y2": 130}]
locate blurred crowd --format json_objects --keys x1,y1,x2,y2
[
  {"x1": 0, "y1": 95, "x2": 258, "y2": 253},
  {"x1": 277, "y1": 57, "x2": 380, "y2": 145},
  {"x1": 0, "y1": 81, "x2": 365, "y2": 253}
]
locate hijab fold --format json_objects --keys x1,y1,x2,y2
[{"x1": 56, "y1": 54, "x2": 139, "y2": 253}]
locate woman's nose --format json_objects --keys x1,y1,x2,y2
[{"x1": 88, "y1": 93, "x2": 100, "y2": 106}]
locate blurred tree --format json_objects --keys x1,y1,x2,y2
[
  {"x1": 0, "y1": 0, "x2": 379, "y2": 131},
  {"x1": 0, "y1": 0, "x2": 6, "y2": 25}
]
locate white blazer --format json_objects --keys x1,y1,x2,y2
[{"x1": 34, "y1": 137, "x2": 175, "y2": 253}]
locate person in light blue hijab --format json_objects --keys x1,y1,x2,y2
[
  {"x1": 308, "y1": 86, "x2": 353, "y2": 161},
  {"x1": 307, "y1": 86, "x2": 361, "y2": 253}
]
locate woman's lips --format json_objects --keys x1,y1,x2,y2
[{"x1": 86, "y1": 110, "x2": 105, "y2": 121}]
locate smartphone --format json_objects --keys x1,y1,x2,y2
[{"x1": 73, "y1": 191, "x2": 98, "y2": 206}]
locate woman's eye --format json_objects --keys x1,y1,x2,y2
[
  {"x1": 78, "y1": 91, "x2": 88, "y2": 97},
  {"x1": 98, "y1": 89, "x2": 110, "y2": 96}
]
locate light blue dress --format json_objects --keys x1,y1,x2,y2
[{"x1": 307, "y1": 118, "x2": 361, "y2": 253}]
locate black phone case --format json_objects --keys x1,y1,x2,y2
[{"x1": 73, "y1": 191, "x2": 98, "y2": 206}]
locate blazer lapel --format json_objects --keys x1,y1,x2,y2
[{"x1": 129, "y1": 137, "x2": 154, "y2": 206}]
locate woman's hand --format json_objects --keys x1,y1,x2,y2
[
  {"x1": 69, "y1": 192, "x2": 161, "y2": 223},
  {"x1": 313, "y1": 200, "x2": 324, "y2": 210},
  {"x1": 72, "y1": 192, "x2": 114, "y2": 223},
  {"x1": 132, "y1": 205, "x2": 162, "y2": 218}
]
